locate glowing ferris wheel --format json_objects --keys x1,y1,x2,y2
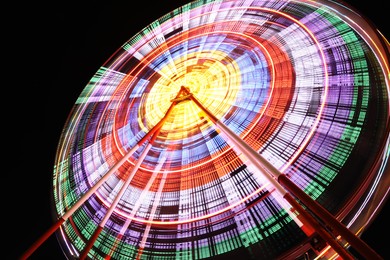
[{"x1": 22, "y1": 0, "x2": 389, "y2": 259}]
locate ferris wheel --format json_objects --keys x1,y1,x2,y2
[{"x1": 21, "y1": 0, "x2": 389, "y2": 259}]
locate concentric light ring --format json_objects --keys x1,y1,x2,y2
[{"x1": 52, "y1": 1, "x2": 389, "y2": 259}]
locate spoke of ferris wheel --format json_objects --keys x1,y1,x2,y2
[
  {"x1": 19, "y1": 90, "x2": 184, "y2": 260},
  {"x1": 183, "y1": 86, "x2": 382, "y2": 260},
  {"x1": 79, "y1": 126, "x2": 162, "y2": 260}
]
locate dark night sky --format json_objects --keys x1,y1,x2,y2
[{"x1": 11, "y1": 1, "x2": 388, "y2": 259}]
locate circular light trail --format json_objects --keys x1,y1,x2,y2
[{"x1": 52, "y1": 0, "x2": 389, "y2": 259}]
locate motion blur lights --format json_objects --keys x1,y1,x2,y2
[{"x1": 43, "y1": 0, "x2": 390, "y2": 259}]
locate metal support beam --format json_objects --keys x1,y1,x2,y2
[
  {"x1": 278, "y1": 174, "x2": 383, "y2": 260},
  {"x1": 19, "y1": 90, "x2": 181, "y2": 259},
  {"x1": 183, "y1": 86, "x2": 381, "y2": 259}
]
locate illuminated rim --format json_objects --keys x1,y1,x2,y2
[{"x1": 53, "y1": 0, "x2": 389, "y2": 259}]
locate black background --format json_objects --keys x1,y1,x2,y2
[{"x1": 10, "y1": 1, "x2": 388, "y2": 259}]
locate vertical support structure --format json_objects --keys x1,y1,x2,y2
[
  {"x1": 282, "y1": 193, "x2": 352, "y2": 259},
  {"x1": 278, "y1": 174, "x2": 383, "y2": 260},
  {"x1": 184, "y1": 86, "x2": 382, "y2": 260},
  {"x1": 20, "y1": 94, "x2": 180, "y2": 260},
  {"x1": 21, "y1": 85, "x2": 383, "y2": 260}
]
